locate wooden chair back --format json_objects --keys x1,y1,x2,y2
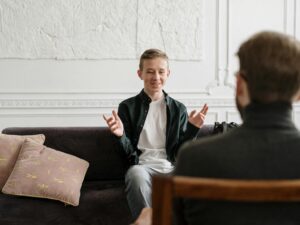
[{"x1": 152, "y1": 175, "x2": 300, "y2": 225}]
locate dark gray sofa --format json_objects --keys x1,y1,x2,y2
[{"x1": 0, "y1": 125, "x2": 214, "y2": 225}]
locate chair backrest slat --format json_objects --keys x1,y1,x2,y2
[
  {"x1": 152, "y1": 175, "x2": 300, "y2": 225},
  {"x1": 174, "y1": 176, "x2": 300, "y2": 201}
]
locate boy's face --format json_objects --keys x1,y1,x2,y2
[{"x1": 137, "y1": 57, "x2": 170, "y2": 95}]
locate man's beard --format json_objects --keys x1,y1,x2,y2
[{"x1": 235, "y1": 96, "x2": 244, "y2": 120}]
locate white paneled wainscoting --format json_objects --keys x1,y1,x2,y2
[{"x1": 1, "y1": 91, "x2": 300, "y2": 131}]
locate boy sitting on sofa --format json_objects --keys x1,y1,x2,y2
[{"x1": 103, "y1": 48, "x2": 208, "y2": 221}]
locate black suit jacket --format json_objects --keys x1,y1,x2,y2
[{"x1": 174, "y1": 102, "x2": 300, "y2": 225}]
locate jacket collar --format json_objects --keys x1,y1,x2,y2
[
  {"x1": 242, "y1": 101, "x2": 296, "y2": 130},
  {"x1": 139, "y1": 89, "x2": 170, "y2": 105}
]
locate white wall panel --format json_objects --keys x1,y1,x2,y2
[
  {"x1": 284, "y1": 0, "x2": 297, "y2": 36},
  {"x1": 296, "y1": 0, "x2": 300, "y2": 39},
  {"x1": 1, "y1": 0, "x2": 300, "y2": 131},
  {"x1": 227, "y1": 0, "x2": 287, "y2": 86},
  {"x1": 226, "y1": 111, "x2": 241, "y2": 124}
]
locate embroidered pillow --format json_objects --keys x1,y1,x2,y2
[
  {"x1": 0, "y1": 134, "x2": 45, "y2": 189},
  {"x1": 2, "y1": 139, "x2": 89, "y2": 206}
]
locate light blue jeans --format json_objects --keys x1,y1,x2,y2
[{"x1": 125, "y1": 165, "x2": 172, "y2": 220}]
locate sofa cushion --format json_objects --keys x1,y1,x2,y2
[
  {"x1": 2, "y1": 139, "x2": 89, "y2": 206},
  {"x1": 0, "y1": 134, "x2": 45, "y2": 189},
  {"x1": 2, "y1": 127, "x2": 129, "y2": 181},
  {"x1": 0, "y1": 180, "x2": 132, "y2": 225}
]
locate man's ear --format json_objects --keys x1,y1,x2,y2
[
  {"x1": 236, "y1": 73, "x2": 243, "y2": 96},
  {"x1": 236, "y1": 73, "x2": 250, "y2": 106}
]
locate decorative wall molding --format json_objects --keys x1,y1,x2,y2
[
  {"x1": 0, "y1": 89, "x2": 210, "y2": 95},
  {"x1": 224, "y1": 0, "x2": 298, "y2": 90},
  {"x1": 0, "y1": 99, "x2": 121, "y2": 109},
  {"x1": 1, "y1": 89, "x2": 299, "y2": 109},
  {"x1": 206, "y1": 111, "x2": 219, "y2": 122},
  {"x1": 203, "y1": 0, "x2": 230, "y2": 94},
  {"x1": 296, "y1": 0, "x2": 300, "y2": 38},
  {"x1": 0, "y1": 98, "x2": 236, "y2": 109},
  {"x1": 1, "y1": 98, "x2": 300, "y2": 130},
  {"x1": 284, "y1": 0, "x2": 296, "y2": 36},
  {"x1": 225, "y1": 110, "x2": 240, "y2": 123},
  {"x1": 213, "y1": 0, "x2": 236, "y2": 92},
  {"x1": 216, "y1": 0, "x2": 229, "y2": 88},
  {"x1": 0, "y1": 113, "x2": 102, "y2": 117}
]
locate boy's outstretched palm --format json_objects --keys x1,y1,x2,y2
[
  {"x1": 103, "y1": 110, "x2": 124, "y2": 137},
  {"x1": 188, "y1": 104, "x2": 208, "y2": 128}
]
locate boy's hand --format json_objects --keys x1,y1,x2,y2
[
  {"x1": 188, "y1": 103, "x2": 208, "y2": 128},
  {"x1": 103, "y1": 110, "x2": 124, "y2": 137},
  {"x1": 131, "y1": 207, "x2": 152, "y2": 225}
]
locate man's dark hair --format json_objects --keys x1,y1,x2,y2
[
  {"x1": 139, "y1": 49, "x2": 169, "y2": 70},
  {"x1": 237, "y1": 31, "x2": 300, "y2": 103}
]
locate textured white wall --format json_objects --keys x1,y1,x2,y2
[
  {"x1": 0, "y1": 0, "x2": 300, "y2": 130},
  {"x1": 0, "y1": 0, "x2": 204, "y2": 60}
]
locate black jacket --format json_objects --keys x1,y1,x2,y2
[
  {"x1": 116, "y1": 89, "x2": 199, "y2": 165},
  {"x1": 174, "y1": 101, "x2": 300, "y2": 225}
]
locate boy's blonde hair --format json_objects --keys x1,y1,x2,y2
[{"x1": 139, "y1": 49, "x2": 169, "y2": 70}]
